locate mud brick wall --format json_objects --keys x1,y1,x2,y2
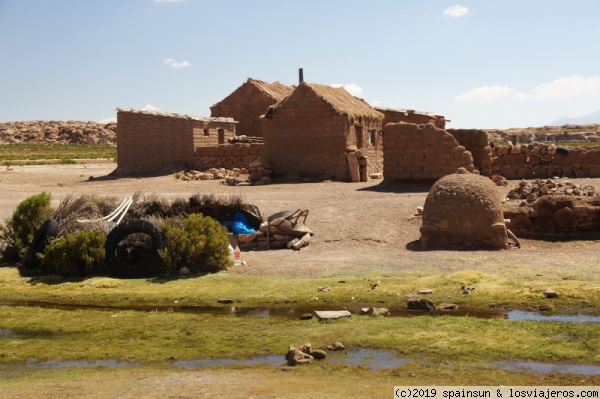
[
  {"x1": 377, "y1": 108, "x2": 446, "y2": 129},
  {"x1": 447, "y1": 129, "x2": 493, "y2": 176},
  {"x1": 504, "y1": 195, "x2": 600, "y2": 238},
  {"x1": 116, "y1": 109, "x2": 236, "y2": 176},
  {"x1": 491, "y1": 144, "x2": 600, "y2": 179},
  {"x1": 194, "y1": 143, "x2": 265, "y2": 170},
  {"x1": 383, "y1": 122, "x2": 474, "y2": 182}
]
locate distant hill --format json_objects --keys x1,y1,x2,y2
[{"x1": 549, "y1": 110, "x2": 600, "y2": 126}]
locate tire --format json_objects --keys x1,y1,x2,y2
[
  {"x1": 105, "y1": 219, "x2": 164, "y2": 278},
  {"x1": 22, "y1": 219, "x2": 59, "y2": 270}
]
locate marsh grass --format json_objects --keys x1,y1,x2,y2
[
  {"x1": 0, "y1": 305, "x2": 598, "y2": 365},
  {"x1": 0, "y1": 143, "x2": 116, "y2": 162}
]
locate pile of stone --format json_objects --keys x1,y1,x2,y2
[
  {"x1": 285, "y1": 342, "x2": 328, "y2": 366},
  {"x1": 492, "y1": 142, "x2": 560, "y2": 160},
  {"x1": 507, "y1": 178, "x2": 599, "y2": 202},
  {"x1": 0, "y1": 120, "x2": 117, "y2": 144},
  {"x1": 346, "y1": 145, "x2": 369, "y2": 182},
  {"x1": 180, "y1": 167, "x2": 248, "y2": 181},
  {"x1": 247, "y1": 158, "x2": 272, "y2": 184}
]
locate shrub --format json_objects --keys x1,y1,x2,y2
[
  {"x1": 41, "y1": 230, "x2": 107, "y2": 277},
  {"x1": 0, "y1": 192, "x2": 53, "y2": 263},
  {"x1": 159, "y1": 213, "x2": 232, "y2": 275}
]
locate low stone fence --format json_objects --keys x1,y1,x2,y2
[
  {"x1": 491, "y1": 143, "x2": 600, "y2": 179},
  {"x1": 504, "y1": 195, "x2": 600, "y2": 238},
  {"x1": 194, "y1": 143, "x2": 264, "y2": 171}
]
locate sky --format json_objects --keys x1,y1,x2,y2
[{"x1": 1, "y1": 0, "x2": 600, "y2": 129}]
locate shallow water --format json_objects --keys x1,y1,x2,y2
[
  {"x1": 507, "y1": 310, "x2": 600, "y2": 324},
  {"x1": 493, "y1": 360, "x2": 600, "y2": 375}
]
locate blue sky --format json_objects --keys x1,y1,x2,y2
[{"x1": 1, "y1": 0, "x2": 599, "y2": 129}]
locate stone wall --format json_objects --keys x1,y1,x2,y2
[
  {"x1": 491, "y1": 143, "x2": 600, "y2": 179},
  {"x1": 115, "y1": 109, "x2": 236, "y2": 176},
  {"x1": 194, "y1": 143, "x2": 265, "y2": 171},
  {"x1": 447, "y1": 129, "x2": 493, "y2": 176},
  {"x1": 504, "y1": 195, "x2": 600, "y2": 238},
  {"x1": 383, "y1": 122, "x2": 474, "y2": 182}
]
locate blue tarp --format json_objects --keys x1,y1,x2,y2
[{"x1": 232, "y1": 212, "x2": 256, "y2": 234}]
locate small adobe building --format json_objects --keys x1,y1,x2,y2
[
  {"x1": 261, "y1": 82, "x2": 384, "y2": 181},
  {"x1": 210, "y1": 78, "x2": 293, "y2": 137},
  {"x1": 115, "y1": 108, "x2": 236, "y2": 176},
  {"x1": 376, "y1": 107, "x2": 447, "y2": 129}
]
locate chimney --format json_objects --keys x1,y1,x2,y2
[{"x1": 299, "y1": 68, "x2": 304, "y2": 84}]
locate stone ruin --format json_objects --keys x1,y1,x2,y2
[{"x1": 420, "y1": 171, "x2": 509, "y2": 250}]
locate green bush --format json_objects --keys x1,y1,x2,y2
[
  {"x1": 159, "y1": 213, "x2": 232, "y2": 275},
  {"x1": 0, "y1": 192, "x2": 53, "y2": 263},
  {"x1": 41, "y1": 230, "x2": 107, "y2": 277}
]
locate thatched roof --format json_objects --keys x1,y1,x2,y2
[
  {"x1": 375, "y1": 106, "x2": 445, "y2": 119},
  {"x1": 249, "y1": 78, "x2": 294, "y2": 101},
  {"x1": 211, "y1": 78, "x2": 293, "y2": 109},
  {"x1": 264, "y1": 82, "x2": 384, "y2": 121}
]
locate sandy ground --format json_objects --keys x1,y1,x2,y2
[{"x1": 2, "y1": 161, "x2": 600, "y2": 280}]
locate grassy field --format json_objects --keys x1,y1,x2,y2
[{"x1": 0, "y1": 143, "x2": 116, "y2": 165}]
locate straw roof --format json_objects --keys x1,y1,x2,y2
[
  {"x1": 249, "y1": 78, "x2": 294, "y2": 101},
  {"x1": 116, "y1": 108, "x2": 236, "y2": 123},
  {"x1": 264, "y1": 82, "x2": 383, "y2": 121}
]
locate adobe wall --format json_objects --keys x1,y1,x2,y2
[
  {"x1": 491, "y1": 143, "x2": 600, "y2": 179},
  {"x1": 504, "y1": 195, "x2": 600, "y2": 238},
  {"x1": 210, "y1": 85, "x2": 277, "y2": 137},
  {"x1": 194, "y1": 143, "x2": 265, "y2": 171},
  {"x1": 383, "y1": 122, "x2": 475, "y2": 182},
  {"x1": 115, "y1": 109, "x2": 236, "y2": 176},
  {"x1": 447, "y1": 129, "x2": 493, "y2": 176},
  {"x1": 377, "y1": 108, "x2": 446, "y2": 129}
]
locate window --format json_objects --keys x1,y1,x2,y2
[
  {"x1": 369, "y1": 130, "x2": 376, "y2": 146},
  {"x1": 355, "y1": 125, "x2": 363, "y2": 149},
  {"x1": 203, "y1": 128, "x2": 210, "y2": 136},
  {"x1": 218, "y1": 129, "x2": 225, "y2": 144}
]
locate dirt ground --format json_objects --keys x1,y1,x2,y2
[{"x1": 2, "y1": 161, "x2": 600, "y2": 279}]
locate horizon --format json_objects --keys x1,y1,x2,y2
[{"x1": 1, "y1": 1, "x2": 600, "y2": 129}]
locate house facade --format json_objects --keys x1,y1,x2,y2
[
  {"x1": 210, "y1": 78, "x2": 293, "y2": 137},
  {"x1": 115, "y1": 108, "x2": 236, "y2": 176},
  {"x1": 262, "y1": 82, "x2": 384, "y2": 181}
]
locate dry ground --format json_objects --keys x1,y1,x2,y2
[{"x1": 2, "y1": 161, "x2": 600, "y2": 281}]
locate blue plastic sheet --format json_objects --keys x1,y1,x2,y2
[{"x1": 232, "y1": 212, "x2": 255, "y2": 234}]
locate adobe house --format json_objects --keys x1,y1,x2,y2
[
  {"x1": 115, "y1": 108, "x2": 236, "y2": 176},
  {"x1": 210, "y1": 78, "x2": 294, "y2": 137},
  {"x1": 376, "y1": 107, "x2": 447, "y2": 129},
  {"x1": 262, "y1": 82, "x2": 384, "y2": 181}
]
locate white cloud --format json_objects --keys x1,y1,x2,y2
[
  {"x1": 455, "y1": 75, "x2": 600, "y2": 103},
  {"x1": 331, "y1": 83, "x2": 364, "y2": 97},
  {"x1": 99, "y1": 117, "x2": 117, "y2": 124},
  {"x1": 530, "y1": 75, "x2": 600, "y2": 100},
  {"x1": 454, "y1": 86, "x2": 520, "y2": 102},
  {"x1": 141, "y1": 104, "x2": 162, "y2": 112},
  {"x1": 163, "y1": 58, "x2": 191, "y2": 69},
  {"x1": 443, "y1": 5, "x2": 469, "y2": 18}
]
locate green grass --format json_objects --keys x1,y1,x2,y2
[{"x1": 0, "y1": 143, "x2": 116, "y2": 165}]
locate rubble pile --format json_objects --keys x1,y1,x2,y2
[
  {"x1": 507, "y1": 178, "x2": 599, "y2": 202},
  {"x1": 180, "y1": 167, "x2": 248, "y2": 181},
  {"x1": 0, "y1": 120, "x2": 117, "y2": 144},
  {"x1": 247, "y1": 158, "x2": 272, "y2": 184},
  {"x1": 236, "y1": 210, "x2": 313, "y2": 251}
]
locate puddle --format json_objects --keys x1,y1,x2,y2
[
  {"x1": 493, "y1": 360, "x2": 600, "y2": 375},
  {"x1": 507, "y1": 310, "x2": 600, "y2": 324},
  {"x1": 327, "y1": 348, "x2": 411, "y2": 371}
]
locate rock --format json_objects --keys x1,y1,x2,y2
[
  {"x1": 178, "y1": 267, "x2": 190, "y2": 275},
  {"x1": 437, "y1": 303, "x2": 459, "y2": 310},
  {"x1": 310, "y1": 349, "x2": 327, "y2": 360},
  {"x1": 217, "y1": 299, "x2": 234, "y2": 304},
  {"x1": 417, "y1": 289, "x2": 433, "y2": 295},
  {"x1": 407, "y1": 297, "x2": 437, "y2": 311},
  {"x1": 543, "y1": 289, "x2": 559, "y2": 299},
  {"x1": 327, "y1": 342, "x2": 345, "y2": 351},
  {"x1": 313, "y1": 310, "x2": 352, "y2": 320},
  {"x1": 317, "y1": 286, "x2": 331, "y2": 292},
  {"x1": 300, "y1": 313, "x2": 314, "y2": 320},
  {"x1": 286, "y1": 349, "x2": 313, "y2": 366},
  {"x1": 360, "y1": 307, "x2": 390, "y2": 316}
]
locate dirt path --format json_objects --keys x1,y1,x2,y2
[{"x1": 2, "y1": 162, "x2": 600, "y2": 281}]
